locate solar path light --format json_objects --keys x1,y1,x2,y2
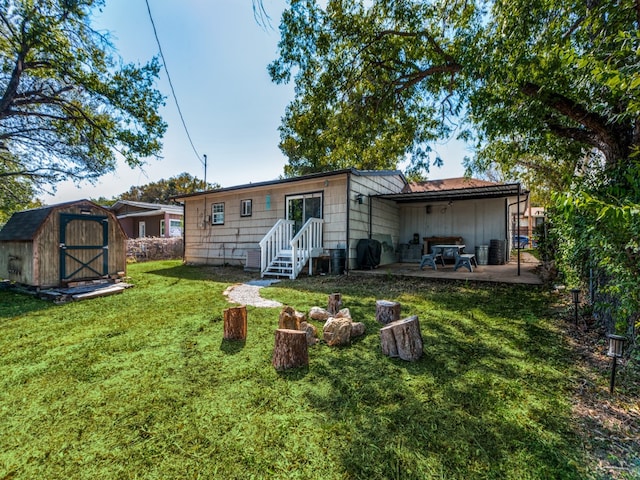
[
  {"x1": 570, "y1": 288, "x2": 581, "y2": 325},
  {"x1": 606, "y1": 334, "x2": 626, "y2": 394}
]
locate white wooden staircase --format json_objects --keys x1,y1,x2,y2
[{"x1": 259, "y1": 218, "x2": 324, "y2": 279}]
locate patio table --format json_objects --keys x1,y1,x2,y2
[{"x1": 431, "y1": 244, "x2": 466, "y2": 259}]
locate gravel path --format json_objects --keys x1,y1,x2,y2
[{"x1": 223, "y1": 279, "x2": 283, "y2": 308}]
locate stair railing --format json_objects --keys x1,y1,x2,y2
[
  {"x1": 259, "y1": 219, "x2": 294, "y2": 277},
  {"x1": 290, "y1": 217, "x2": 324, "y2": 279}
]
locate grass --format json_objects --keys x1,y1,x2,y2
[{"x1": 0, "y1": 260, "x2": 609, "y2": 479}]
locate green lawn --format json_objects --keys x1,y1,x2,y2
[{"x1": 0, "y1": 261, "x2": 590, "y2": 479}]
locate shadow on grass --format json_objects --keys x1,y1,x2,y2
[
  {"x1": 0, "y1": 290, "x2": 54, "y2": 320},
  {"x1": 274, "y1": 277, "x2": 584, "y2": 479},
  {"x1": 219, "y1": 338, "x2": 246, "y2": 354}
]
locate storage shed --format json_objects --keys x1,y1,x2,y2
[{"x1": 0, "y1": 200, "x2": 127, "y2": 288}]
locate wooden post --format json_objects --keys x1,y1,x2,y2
[
  {"x1": 272, "y1": 329, "x2": 309, "y2": 371},
  {"x1": 328, "y1": 293, "x2": 342, "y2": 315},
  {"x1": 223, "y1": 305, "x2": 247, "y2": 340},
  {"x1": 376, "y1": 300, "x2": 401, "y2": 325},
  {"x1": 380, "y1": 315, "x2": 423, "y2": 361}
]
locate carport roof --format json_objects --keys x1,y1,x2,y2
[{"x1": 375, "y1": 177, "x2": 524, "y2": 203}]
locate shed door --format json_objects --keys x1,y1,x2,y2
[{"x1": 59, "y1": 213, "x2": 109, "y2": 283}]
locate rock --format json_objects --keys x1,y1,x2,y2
[
  {"x1": 323, "y1": 317, "x2": 352, "y2": 346},
  {"x1": 350, "y1": 322, "x2": 365, "y2": 338},
  {"x1": 335, "y1": 308, "x2": 351, "y2": 320},
  {"x1": 309, "y1": 306, "x2": 331, "y2": 321}
]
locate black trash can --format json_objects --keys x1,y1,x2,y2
[
  {"x1": 329, "y1": 248, "x2": 346, "y2": 275},
  {"x1": 488, "y1": 239, "x2": 506, "y2": 265}
]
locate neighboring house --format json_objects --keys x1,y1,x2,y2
[
  {"x1": 173, "y1": 169, "x2": 525, "y2": 279},
  {"x1": 110, "y1": 200, "x2": 184, "y2": 238},
  {"x1": 0, "y1": 200, "x2": 127, "y2": 288},
  {"x1": 512, "y1": 206, "x2": 545, "y2": 240}
]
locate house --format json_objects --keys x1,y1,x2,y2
[
  {"x1": 173, "y1": 169, "x2": 525, "y2": 279},
  {"x1": 512, "y1": 206, "x2": 545, "y2": 243},
  {"x1": 110, "y1": 200, "x2": 184, "y2": 238},
  {"x1": 0, "y1": 200, "x2": 127, "y2": 288}
]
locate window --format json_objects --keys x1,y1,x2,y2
[
  {"x1": 211, "y1": 203, "x2": 225, "y2": 225},
  {"x1": 139, "y1": 221, "x2": 146, "y2": 238},
  {"x1": 169, "y1": 219, "x2": 182, "y2": 236},
  {"x1": 161, "y1": 219, "x2": 183, "y2": 237},
  {"x1": 241, "y1": 199, "x2": 252, "y2": 217}
]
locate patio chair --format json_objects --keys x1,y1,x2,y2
[
  {"x1": 453, "y1": 250, "x2": 477, "y2": 272},
  {"x1": 419, "y1": 250, "x2": 445, "y2": 270}
]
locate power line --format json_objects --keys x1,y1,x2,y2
[{"x1": 144, "y1": 0, "x2": 204, "y2": 167}]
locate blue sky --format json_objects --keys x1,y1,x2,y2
[{"x1": 45, "y1": 0, "x2": 466, "y2": 203}]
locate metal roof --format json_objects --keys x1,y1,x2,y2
[{"x1": 376, "y1": 182, "x2": 523, "y2": 203}]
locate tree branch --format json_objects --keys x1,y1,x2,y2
[{"x1": 521, "y1": 82, "x2": 623, "y2": 161}]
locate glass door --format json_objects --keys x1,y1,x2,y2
[{"x1": 286, "y1": 193, "x2": 322, "y2": 233}]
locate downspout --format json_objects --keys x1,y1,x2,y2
[
  {"x1": 517, "y1": 183, "x2": 521, "y2": 276},
  {"x1": 345, "y1": 171, "x2": 351, "y2": 275},
  {"x1": 368, "y1": 194, "x2": 372, "y2": 239},
  {"x1": 181, "y1": 201, "x2": 186, "y2": 262}
]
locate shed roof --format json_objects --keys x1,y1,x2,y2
[{"x1": 0, "y1": 200, "x2": 107, "y2": 242}]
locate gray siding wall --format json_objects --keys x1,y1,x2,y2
[{"x1": 347, "y1": 173, "x2": 405, "y2": 268}]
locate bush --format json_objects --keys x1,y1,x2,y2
[{"x1": 127, "y1": 237, "x2": 183, "y2": 262}]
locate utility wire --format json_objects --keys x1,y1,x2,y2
[{"x1": 144, "y1": 0, "x2": 204, "y2": 167}]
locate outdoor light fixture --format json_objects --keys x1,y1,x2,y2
[
  {"x1": 606, "y1": 334, "x2": 627, "y2": 394},
  {"x1": 570, "y1": 288, "x2": 581, "y2": 325},
  {"x1": 426, "y1": 205, "x2": 432, "y2": 214},
  {"x1": 355, "y1": 193, "x2": 364, "y2": 204}
]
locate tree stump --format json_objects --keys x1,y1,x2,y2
[
  {"x1": 272, "y1": 329, "x2": 309, "y2": 370},
  {"x1": 223, "y1": 305, "x2": 247, "y2": 340},
  {"x1": 376, "y1": 300, "x2": 401, "y2": 325},
  {"x1": 328, "y1": 293, "x2": 342, "y2": 315},
  {"x1": 380, "y1": 315, "x2": 423, "y2": 361},
  {"x1": 279, "y1": 306, "x2": 304, "y2": 330}
]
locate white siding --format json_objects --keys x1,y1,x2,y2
[
  {"x1": 182, "y1": 174, "x2": 351, "y2": 265},
  {"x1": 399, "y1": 198, "x2": 508, "y2": 254}
]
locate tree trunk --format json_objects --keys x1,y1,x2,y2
[
  {"x1": 380, "y1": 315, "x2": 423, "y2": 361},
  {"x1": 328, "y1": 293, "x2": 342, "y2": 315},
  {"x1": 376, "y1": 300, "x2": 401, "y2": 325},
  {"x1": 223, "y1": 305, "x2": 247, "y2": 340},
  {"x1": 272, "y1": 329, "x2": 309, "y2": 370}
]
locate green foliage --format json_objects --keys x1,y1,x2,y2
[
  {"x1": 271, "y1": 0, "x2": 639, "y2": 186},
  {"x1": 117, "y1": 172, "x2": 218, "y2": 204},
  {"x1": 550, "y1": 162, "x2": 640, "y2": 335},
  {"x1": 0, "y1": 0, "x2": 167, "y2": 193},
  {"x1": 0, "y1": 262, "x2": 597, "y2": 479}
]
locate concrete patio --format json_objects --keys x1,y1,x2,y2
[{"x1": 349, "y1": 252, "x2": 543, "y2": 285}]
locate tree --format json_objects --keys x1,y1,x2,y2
[
  {"x1": 118, "y1": 172, "x2": 218, "y2": 204},
  {"x1": 269, "y1": 0, "x2": 639, "y2": 181},
  {"x1": 0, "y1": 0, "x2": 167, "y2": 194}
]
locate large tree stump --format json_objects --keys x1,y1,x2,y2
[
  {"x1": 376, "y1": 300, "x2": 401, "y2": 325},
  {"x1": 328, "y1": 293, "x2": 342, "y2": 315},
  {"x1": 223, "y1": 305, "x2": 247, "y2": 340},
  {"x1": 380, "y1": 315, "x2": 423, "y2": 361},
  {"x1": 272, "y1": 329, "x2": 309, "y2": 370}
]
